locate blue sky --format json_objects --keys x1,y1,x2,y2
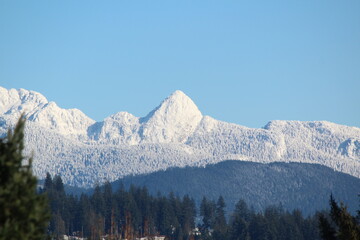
[{"x1": 1, "y1": 1, "x2": 359, "y2": 128}]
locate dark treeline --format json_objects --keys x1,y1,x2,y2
[
  {"x1": 42, "y1": 173, "x2": 196, "y2": 239},
  {"x1": 41, "y1": 173, "x2": 342, "y2": 240},
  {"x1": 199, "y1": 197, "x2": 320, "y2": 240}
]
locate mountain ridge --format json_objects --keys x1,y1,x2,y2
[
  {"x1": 117, "y1": 160, "x2": 360, "y2": 215},
  {"x1": 0, "y1": 86, "x2": 359, "y2": 187}
]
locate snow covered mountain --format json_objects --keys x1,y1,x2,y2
[{"x1": 1, "y1": 86, "x2": 359, "y2": 187}]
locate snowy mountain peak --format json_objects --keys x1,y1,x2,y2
[
  {"x1": 0, "y1": 87, "x2": 94, "y2": 137},
  {"x1": 0, "y1": 87, "x2": 48, "y2": 116},
  {"x1": 168, "y1": 90, "x2": 190, "y2": 100},
  {"x1": 87, "y1": 91, "x2": 203, "y2": 145},
  {"x1": 139, "y1": 90, "x2": 203, "y2": 143},
  {"x1": 142, "y1": 90, "x2": 200, "y2": 120},
  {"x1": 1, "y1": 86, "x2": 360, "y2": 187},
  {"x1": 168, "y1": 89, "x2": 187, "y2": 98}
]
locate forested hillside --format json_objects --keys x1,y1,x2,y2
[
  {"x1": 116, "y1": 160, "x2": 360, "y2": 215},
  {"x1": 43, "y1": 174, "x2": 325, "y2": 240}
]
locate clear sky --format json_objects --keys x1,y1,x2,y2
[{"x1": 1, "y1": 1, "x2": 359, "y2": 128}]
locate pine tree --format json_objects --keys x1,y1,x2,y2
[
  {"x1": 157, "y1": 196, "x2": 175, "y2": 236},
  {"x1": 229, "y1": 216, "x2": 248, "y2": 240},
  {"x1": 44, "y1": 174, "x2": 68, "y2": 237},
  {"x1": 0, "y1": 116, "x2": 50, "y2": 240},
  {"x1": 329, "y1": 195, "x2": 360, "y2": 240},
  {"x1": 180, "y1": 195, "x2": 196, "y2": 238},
  {"x1": 213, "y1": 196, "x2": 228, "y2": 240},
  {"x1": 103, "y1": 181, "x2": 113, "y2": 234},
  {"x1": 43, "y1": 172, "x2": 53, "y2": 192},
  {"x1": 319, "y1": 195, "x2": 360, "y2": 240},
  {"x1": 248, "y1": 214, "x2": 270, "y2": 240},
  {"x1": 200, "y1": 197, "x2": 216, "y2": 239},
  {"x1": 229, "y1": 200, "x2": 251, "y2": 240},
  {"x1": 318, "y1": 213, "x2": 337, "y2": 240}
]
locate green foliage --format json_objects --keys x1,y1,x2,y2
[
  {"x1": 42, "y1": 175, "x2": 197, "y2": 239},
  {"x1": 43, "y1": 172, "x2": 335, "y2": 240},
  {"x1": 319, "y1": 195, "x2": 360, "y2": 240},
  {"x1": 319, "y1": 213, "x2": 337, "y2": 240},
  {"x1": 40, "y1": 170, "x2": 359, "y2": 240},
  {"x1": 0, "y1": 116, "x2": 50, "y2": 240},
  {"x1": 213, "y1": 196, "x2": 228, "y2": 240},
  {"x1": 229, "y1": 200, "x2": 251, "y2": 240},
  {"x1": 200, "y1": 197, "x2": 216, "y2": 238}
]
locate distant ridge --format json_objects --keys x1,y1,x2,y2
[
  {"x1": 0, "y1": 86, "x2": 359, "y2": 187},
  {"x1": 117, "y1": 160, "x2": 360, "y2": 215}
]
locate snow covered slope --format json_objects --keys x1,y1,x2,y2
[
  {"x1": 0, "y1": 86, "x2": 359, "y2": 187},
  {"x1": 0, "y1": 87, "x2": 94, "y2": 138}
]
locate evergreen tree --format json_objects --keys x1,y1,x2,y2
[
  {"x1": 44, "y1": 174, "x2": 68, "y2": 237},
  {"x1": 331, "y1": 195, "x2": 359, "y2": 240},
  {"x1": 52, "y1": 212, "x2": 65, "y2": 239},
  {"x1": 200, "y1": 197, "x2": 216, "y2": 239},
  {"x1": 319, "y1": 195, "x2": 360, "y2": 240},
  {"x1": 43, "y1": 172, "x2": 53, "y2": 192},
  {"x1": 180, "y1": 195, "x2": 196, "y2": 238},
  {"x1": 229, "y1": 200, "x2": 252, "y2": 240},
  {"x1": 156, "y1": 196, "x2": 174, "y2": 236},
  {"x1": 0, "y1": 116, "x2": 50, "y2": 240},
  {"x1": 79, "y1": 194, "x2": 92, "y2": 237},
  {"x1": 229, "y1": 216, "x2": 249, "y2": 240},
  {"x1": 233, "y1": 200, "x2": 251, "y2": 223},
  {"x1": 125, "y1": 187, "x2": 141, "y2": 234},
  {"x1": 167, "y1": 192, "x2": 181, "y2": 239},
  {"x1": 319, "y1": 213, "x2": 337, "y2": 240},
  {"x1": 65, "y1": 194, "x2": 79, "y2": 235},
  {"x1": 303, "y1": 214, "x2": 321, "y2": 240},
  {"x1": 264, "y1": 205, "x2": 283, "y2": 239},
  {"x1": 248, "y1": 214, "x2": 270, "y2": 240},
  {"x1": 92, "y1": 184, "x2": 105, "y2": 215},
  {"x1": 103, "y1": 181, "x2": 113, "y2": 233},
  {"x1": 53, "y1": 175, "x2": 65, "y2": 194},
  {"x1": 213, "y1": 196, "x2": 228, "y2": 240}
]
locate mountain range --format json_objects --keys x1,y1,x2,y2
[{"x1": 0, "y1": 86, "x2": 359, "y2": 187}]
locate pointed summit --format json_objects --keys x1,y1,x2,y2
[
  {"x1": 168, "y1": 89, "x2": 187, "y2": 98},
  {"x1": 140, "y1": 90, "x2": 203, "y2": 143},
  {"x1": 159, "y1": 90, "x2": 200, "y2": 114},
  {"x1": 167, "y1": 90, "x2": 190, "y2": 100},
  {"x1": 142, "y1": 90, "x2": 202, "y2": 121}
]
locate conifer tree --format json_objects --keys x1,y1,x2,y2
[
  {"x1": 229, "y1": 216, "x2": 248, "y2": 240},
  {"x1": 103, "y1": 181, "x2": 113, "y2": 233},
  {"x1": 200, "y1": 197, "x2": 216, "y2": 237},
  {"x1": 329, "y1": 195, "x2": 360, "y2": 240},
  {"x1": 0, "y1": 116, "x2": 50, "y2": 240},
  {"x1": 43, "y1": 172, "x2": 53, "y2": 192},
  {"x1": 319, "y1": 213, "x2": 337, "y2": 240},
  {"x1": 319, "y1": 195, "x2": 360, "y2": 240},
  {"x1": 213, "y1": 196, "x2": 228, "y2": 240},
  {"x1": 229, "y1": 200, "x2": 251, "y2": 240},
  {"x1": 180, "y1": 195, "x2": 196, "y2": 237}
]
